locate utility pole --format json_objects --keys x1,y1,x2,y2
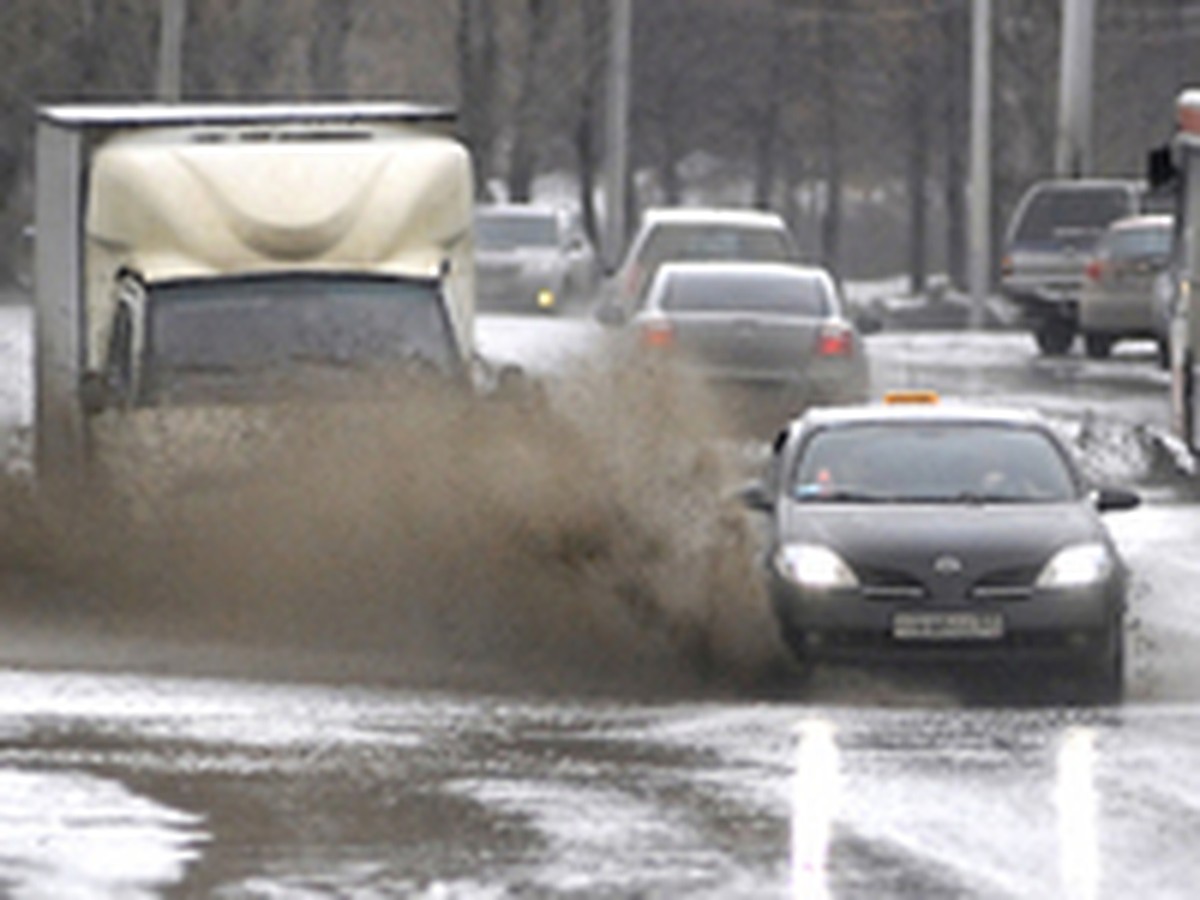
[
  {"x1": 969, "y1": 0, "x2": 991, "y2": 328},
  {"x1": 1056, "y1": 0, "x2": 1096, "y2": 178},
  {"x1": 157, "y1": 0, "x2": 186, "y2": 101},
  {"x1": 604, "y1": 0, "x2": 632, "y2": 270}
]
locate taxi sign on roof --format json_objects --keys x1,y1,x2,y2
[{"x1": 883, "y1": 390, "x2": 939, "y2": 405}]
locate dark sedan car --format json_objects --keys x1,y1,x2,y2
[{"x1": 741, "y1": 397, "x2": 1139, "y2": 702}]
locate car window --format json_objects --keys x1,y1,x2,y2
[
  {"x1": 1013, "y1": 188, "x2": 1134, "y2": 245},
  {"x1": 477, "y1": 213, "x2": 559, "y2": 249},
  {"x1": 1103, "y1": 225, "x2": 1172, "y2": 261},
  {"x1": 791, "y1": 423, "x2": 1079, "y2": 503},
  {"x1": 636, "y1": 224, "x2": 795, "y2": 270},
  {"x1": 659, "y1": 271, "x2": 831, "y2": 316}
]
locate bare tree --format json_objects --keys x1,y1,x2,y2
[
  {"x1": 816, "y1": 0, "x2": 843, "y2": 276},
  {"x1": 506, "y1": 0, "x2": 556, "y2": 202},
  {"x1": 456, "y1": 0, "x2": 500, "y2": 196},
  {"x1": 575, "y1": 0, "x2": 607, "y2": 243},
  {"x1": 309, "y1": 0, "x2": 352, "y2": 97}
]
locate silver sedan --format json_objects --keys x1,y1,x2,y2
[{"x1": 627, "y1": 261, "x2": 870, "y2": 429}]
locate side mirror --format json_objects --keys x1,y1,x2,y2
[
  {"x1": 79, "y1": 371, "x2": 114, "y2": 416},
  {"x1": 738, "y1": 481, "x2": 775, "y2": 513},
  {"x1": 594, "y1": 299, "x2": 627, "y2": 328},
  {"x1": 1094, "y1": 486, "x2": 1140, "y2": 513},
  {"x1": 1147, "y1": 144, "x2": 1177, "y2": 191},
  {"x1": 853, "y1": 311, "x2": 884, "y2": 336}
]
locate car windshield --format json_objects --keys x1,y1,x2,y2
[
  {"x1": 659, "y1": 270, "x2": 832, "y2": 316},
  {"x1": 476, "y1": 212, "x2": 559, "y2": 249},
  {"x1": 141, "y1": 274, "x2": 459, "y2": 399},
  {"x1": 791, "y1": 422, "x2": 1079, "y2": 503},
  {"x1": 1013, "y1": 188, "x2": 1134, "y2": 245}
]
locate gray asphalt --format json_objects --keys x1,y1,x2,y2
[{"x1": 0, "y1": 310, "x2": 1198, "y2": 898}]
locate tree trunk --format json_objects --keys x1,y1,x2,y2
[
  {"x1": 942, "y1": 0, "x2": 969, "y2": 290},
  {"x1": 906, "y1": 49, "x2": 931, "y2": 296},
  {"x1": 508, "y1": 0, "x2": 555, "y2": 203},
  {"x1": 753, "y1": 0, "x2": 788, "y2": 211},
  {"x1": 309, "y1": 0, "x2": 352, "y2": 97},
  {"x1": 457, "y1": 0, "x2": 499, "y2": 199},
  {"x1": 575, "y1": 0, "x2": 607, "y2": 246},
  {"x1": 817, "y1": 0, "x2": 842, "y2": 276}
]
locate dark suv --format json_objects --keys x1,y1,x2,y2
[{"x1": 1000, "y1": 179, "x2": 1146, "y2": 355}]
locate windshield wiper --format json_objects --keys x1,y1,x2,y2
[
  {"x1": 904, "y1": 492, "x2": 1030, "y2": 505},
  {"x1": 793, "y1": 488, "x2": 900, "y2": 504}
]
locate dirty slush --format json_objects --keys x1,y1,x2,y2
[{"x1": 0, "y1": 359, "x2": 785, "y2": 697}]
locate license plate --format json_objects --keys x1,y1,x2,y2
[{"x1": 892, "y1": 611, "x2": 1005, "y2": 642}]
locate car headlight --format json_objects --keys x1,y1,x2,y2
[
  {"x1": 1036, "y1": 542, "x2": 1114, "y2": 590},
  {"x1": 774, "y1": 544, "x2": 859, "y2": 591}
]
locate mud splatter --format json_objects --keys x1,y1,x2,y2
[{"x1": 0, "y1": 360, "x2": 785, "y2": 696}]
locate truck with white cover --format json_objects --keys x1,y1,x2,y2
[{"x1": 34, "y1": 103, "x2": 477, "y2": 484}]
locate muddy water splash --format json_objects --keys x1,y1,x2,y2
[{"x1": 0, "y1": 361, "x2": 784, "y2": 695}]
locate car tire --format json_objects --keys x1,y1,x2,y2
[
  {"x1": 1034, "y1": 320, "x2": 1075, "y2": 356},
  {"x1": 773, "y1": 621, "x2": 815, "y2": 685},
  {"x1": 772, "y1": 611, "x2": 812, "y2": 663},
  {"x1": 1076, "y1": 626, "x2": 1125, "y2": 705},
  {"x1": 1084, "y1": 333, "x2": 1113, "y2": 359}
]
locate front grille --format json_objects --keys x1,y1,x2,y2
[
  {"x1": 852, "y1": 562, "x2": 1039, "y2": 604},
  {"x1": 858, "y1": 567, "x2": 927, "y2": 602},
  {"x1": 970, "y1": 564, "x2": 1040, "y2": 602}
]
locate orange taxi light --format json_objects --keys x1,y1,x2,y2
[{"x1": 883, "y1": 389, "x2": 939, "y2": 405}]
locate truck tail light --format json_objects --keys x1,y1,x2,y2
[{"x1": 1085, "y1": 258, "x2": 1106, "y2": 282}]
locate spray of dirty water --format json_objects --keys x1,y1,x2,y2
[{"x1": 0, "y1": 360, "x2": 786, "y2": 696}]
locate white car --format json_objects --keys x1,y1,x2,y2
[
  {"x1": 475, "y1": 205, "x2": 598, "y2": 314},
  {"x1": 599, "y1": 207, "x2": 802, "y2": 323}
]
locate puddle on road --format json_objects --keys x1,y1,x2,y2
[
  {"x1": 0, "y1": 360, "x2": 783, "y2": 697},
  {"x1": 0, "y1": 352, "x2": 1187, "y2": 703}
]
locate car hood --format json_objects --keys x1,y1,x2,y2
[
  {"x1": 477, "y1": 248, "x2": 560, "y2": 266},
  {"x1": 777, "y1": 500, "x2": 1110, "y2": 583}
]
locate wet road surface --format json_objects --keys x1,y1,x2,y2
[{"x1": 1, "y1": 304, "x2": 1198, "y2": 897}]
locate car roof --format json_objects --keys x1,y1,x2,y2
[
  {"x1": 476, "y1": 204, "x2": 563, "y2": 220},
  {"x1": 1104, "y1": 213, "x2": 1173, "y2": 233},
  {"x1": 793, "y1": 400, "x2": 1050, "y2": 433},
  {"x1": 654, "y1": 260, "x2": 830, "y2": 281},
  {"x1": 1022, "y1": 177, "x2": 1145, "y2": 194},
  {"x1": 638, "y1": 207, "x2": 789, "y2": 230}
]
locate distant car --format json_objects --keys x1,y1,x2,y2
[
  {"x1": 1079, "y1": 214, "x2": 1173, "y2": 362},
  {"x1": 1000, "y1": 178, "x2": 1147, "y2": 355},
  {"x1": 627, "y1": 261, "x2": 868, "y2": 428},
  {"x1": 741, "y1": 397, "x2": 1139, "y2": 703},
  {"x1": 474, "y1": 205, "x2": 598, "y2": 314},
  {"x1": 599, "y1": 207, "x2": 801, "y2": 323}
]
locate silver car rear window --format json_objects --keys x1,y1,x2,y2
[
  {"x1": 660, "y1": 271, "x2": 831, "y2": 316},
  {"x1": 1013, "y1": 189, "x2": 1133, "y2": 245},
  {"x1": 1101, "y1": 225, "x2": 1171, "y2": 260}
]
